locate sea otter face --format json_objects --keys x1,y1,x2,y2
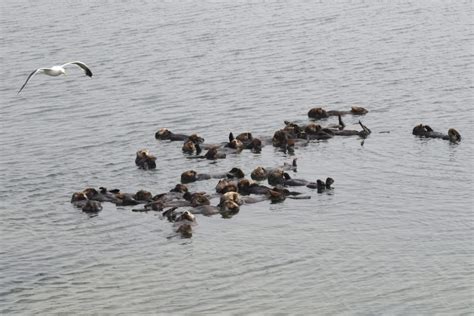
[
  {"x1": 82, "y1": 187, "x2": 98, "y2": 199},
  {"x1": 272, "y1": 130, "x2": 288, "y2": 147},
  {"x1": 229, "y1": 139, "x2": 244, "y2": 150},
  {"x1": 308, "y1": 107, "x2": 328, "y2": 119},
  {"x1": 283, "y1": 122, "x2": 303, "y2": 137},
  {"x1": 170, "y1": 183, "x2": 188, "y2": 193},
  {"x1": 215, "y1": 179, "x2": 236, "y2": 193},
  {"x1": 134, "y1": 190, "x2": 152, "y2": 201},
  {"x1": 220, "y1": 191, "x2": 243, "y2": 206},
  {"x1": 155, "y1": 128, "x2": 172, "y2": 140},
  {"x1": 135, "y1": 149, "x2": 157, "y2": 170},
  {"x1": 350, "y1": 106, "x2": 368, "y2": 115},
  {"x1": 219, "y1": 200, "x2": 240, "y2": 213},
  {"x1": 251, "y1": 166, "x2": 267, "y2": 181},
  {"x1": 448, "y1": 128, "x2": 461, "y2": 143},
  {"x1": 325, "y1": 177, "x2": 335, "y2": 188},
  {"x1": 71, "y1": 192, "x2": 87, "y2": 202},
  {"x1": 227, "y1": 167, "x2": 245, "y2": 179},
  {"x1": 267, "y1": 169, "x2": 285, "y2": 186},
  {"x1": 412, "y1": 124, "x2": 427, "y2": 136},
  {"x1": 267, "y1": 190, "x2": 285, "y2": 203},
  {"x1": 187, "y1": 134, "x2": 205, "y2": 144},
  {"x1": 249, "y1": 138, "x2": 262, "y2": 153},
  {"x1": 182, "y1": 140, "x2": 197, "y2": 154},
  {"x1": 237, "y1": 179, "x2": 253, "y2": 192},
  {"x1": 191, "y1": 193, "x2": 210, "y2": 207},
  {"x1": 204, "y1": 147, "x2": 218, "y2": 159},
  {"x1": 305, "y1": 123, "x2": 321, "y2": 134},
  {"x1": 181, "y1": 170, "x2": 197, "y2": 183},
  {"x1": 177, "y1": 210, "x2": 196, "y2": 222}
]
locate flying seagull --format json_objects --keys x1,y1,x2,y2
[{"x1": 18, "y1": 61, "x2": 93, "y2": 94}]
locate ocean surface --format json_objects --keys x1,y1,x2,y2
[{"x1": 1, "y1": 1, "x2": 473, "y2": 314}]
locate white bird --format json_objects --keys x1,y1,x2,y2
[{"x1": 18, "y1": 61, "x2": 93, "y2": 94}]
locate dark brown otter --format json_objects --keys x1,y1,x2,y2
[
  {"x1": 204, "y1": 147, "x2": 226, "y2": 160},
  {"x1": 133, "y1": 190, "x2": 153, "y2": 202},
  {"x1": 306, "y1": 178, "x2": 335, "y2": 193},
  {"x1": 308, "y1": 106, "x2": 368, "y2": 120},
  {"x1": 412, "y1": 124, "x2": 461, "y2": 143},
  {"x1": 215, "y1": 179, "x2": 238, "y2": 194},
  {"x1": 176, "y1": 223, "x2": 193, "y2": 238},
  {"x1": 180, "y1": 167, "x2": 244, "y2": 184},
  {"x1": 155, "y1": 128, "x2": 204, "y2": 142},
  {"x1": 135, "y1": 149, "x2": 157, "y2": 170},
  {"x1": 182, "y1": 134, "x2": 205, "y2": 154}
]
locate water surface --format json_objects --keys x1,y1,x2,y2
[{"x1": 1, "y1": 1, "x2": 473, "y2": 314}]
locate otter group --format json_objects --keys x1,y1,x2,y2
[{"x1": 71, "y1": 106, "x2": 461, "y2": 238}]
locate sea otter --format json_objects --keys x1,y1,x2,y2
[
  {"x1": 308, "y1": 106, "x2": 368, "y2": 120},
  {"x1": 180, "y1": 167, "x2": 245, "y2": 184},
  {"x1": 412, "y1": 124, "x2": 461, "y2": 143},
  {"x1": 155, "y1": 128, "x2": 205, "y2": 143},
  {"x1": 135, "y1": 149, "x2": 157, "y2": 170}
]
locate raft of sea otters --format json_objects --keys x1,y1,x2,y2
[{"x1": 71, "y1": 106, "x2": 461, "y2": 238}]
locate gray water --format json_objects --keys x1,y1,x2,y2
[{"x1": 1, "y1": 1, "x2": 473, "y2": 314}]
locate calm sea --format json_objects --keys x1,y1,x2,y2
[{"x1": 1, "y1": 1, "x2": 473, "y2": 314}]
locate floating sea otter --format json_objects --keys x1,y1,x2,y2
[
  {"x1": 181, "y1": 167, "x2": 245, "y2": 184},
  {"x1": 162, "y1": 208, "x2": 196, "y2": 238},
  {"x1": 135, "y1": 149, "x2": 157, "y2": 170},
  {"x1": 308, "y1": 106, "x2": 368, "y2": 120},
  {"x1": 412, "y1": 124, "x2": 461, "y2": 143},
  {"x1": 155, "y1": 128, "x2": 205, "y2": 143},
  {"x1": 226, "y1": 132, "x2": 263, "y2": 153},
  {"x1": 71, "y1": 187, "x2": 152, "y2": 208}
]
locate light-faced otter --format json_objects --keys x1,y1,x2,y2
[
  {"x1": 182, "y1": 134, "x2": 205, "y2": 154},
  {"x1": 251, "y1": 166, "x2": 268, "y2": 181},
  {"x1": 71, "y1": 191, "x2": 89, "y2": 208},
  {"x1": 219, "y1": 191, "x2": 244, "y2": 207},
  {"x1": 218, "y1": 192, "x2": 243, "y2": 217},
  {"x1": 226, "y1": 133, "x2": 245, "y2": 151},
  {"x1": 308, "y1": 106, "x2": 368, "y2": 120},
  {"x1": 215, "y1": 179, "x2": 238, "y2": 194},
  {"x1": 135, "y1": 149, "x2": 157, "y2": 170},
  {"x1": 412, "y1": 124, "x2": 461, "y2": 143}
]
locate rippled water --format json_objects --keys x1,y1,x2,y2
[{"x1": 1, "y1": 1, "x2": 473, "y2": 314}]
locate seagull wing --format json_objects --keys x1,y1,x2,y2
[
  {"x1": 18, "y1": 69, "x2": 44, "y2": 94},
  {"x1": 61, "y1": 61, "x2": 93, "y2": 77}
]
